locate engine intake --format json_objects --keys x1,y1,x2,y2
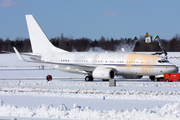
[{"x1": 92, "y1": 67, "x2": 115, "y2": 79}]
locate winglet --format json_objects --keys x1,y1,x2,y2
[{"x1": 13, "y1": 47, "x2": 26, "y2": 61}]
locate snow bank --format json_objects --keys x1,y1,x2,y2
[
  {"x1": 0, "y1": 100, "x2": 180, "y2": 120},
  {"x1": 1, "y1": 81, "x2": 180, "y2": 87},
  {"x1": 1, "y1": 86, "x2": 180, "y2": 102}
]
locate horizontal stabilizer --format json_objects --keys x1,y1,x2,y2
[
  {"x1": 13, "y1": 47, "x2": 26, "y2": 61},
  {"x1": 13, "y1": 47, "x2": 41, "y2": 63}
]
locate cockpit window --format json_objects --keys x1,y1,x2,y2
[{"x1": 158, "y1": 59, "x2": 169, "y2": 63}]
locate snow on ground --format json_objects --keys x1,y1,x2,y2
[
  {"x1": 0, "y1": 53, "x2": 180, "y2": 120},
  {"x1": 1, "y1": 99, "x2": 180, "y2": 120}
]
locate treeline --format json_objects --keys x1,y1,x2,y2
[
  {"x1": 0, "y1": 37, "x2": 31, "y2": 53},
  {"x1": 134, "y1": 34, "x2": 180, "y2": 52},
  {"x1": 0, "y1": 34, "x2": 180, "y2": 53}
]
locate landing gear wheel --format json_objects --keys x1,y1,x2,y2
[
  {"x1": 102, "y1": 79, "x2": 109, "y2": 81},
  {"x1": 166, "y1": 79, "x2": 169, "y2": 82},
  {"x1": 155, "y1": 78, "x2": 160, "y2": 82},
  {"x1": 149, "y1": 76, "x2": 155, "y2": 81},
  {"x1": 85, "y1": 76, "x2": 93, "y2": 82}
]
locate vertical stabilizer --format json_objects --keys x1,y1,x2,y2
[{"x1": 25, "y1": 15, "x2": 67, "y2": 54}]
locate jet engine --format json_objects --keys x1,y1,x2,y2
[
  {"x1": 122, "y1": 75, "x2": 143, "y2": 79},
  {"x1": 92, "y1": 67, "x2": 115, "y2": 79}
]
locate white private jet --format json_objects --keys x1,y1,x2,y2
[{"x1": 13, "y1": 15, "x2": 177, "y2": 81}]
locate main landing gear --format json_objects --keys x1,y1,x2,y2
[
  {"x1": 85, "y1": 75, "x2": 93, "y2": 82},
  {"x1": 149, "y1": 76, "x2": 163, "y2": 82},
  {"x1": 149, "y1": 76, "x2": 155, "y2": 81},
  {"x1": 84, "y1": 76, "x2": 109, "y2": 82}
]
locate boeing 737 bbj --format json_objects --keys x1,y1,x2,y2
[{"x1": 14, "y1": 15, "x2": 177, "y2": 81}]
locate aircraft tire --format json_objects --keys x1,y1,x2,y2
[
  {"x1": 149, "y1": 76, "x2": 155, "y2": 81},
  {"x1": 85, "y1": 76, "x2": 93, "y2": 82},
  {"x1": 102, "y1": 79, "x2": 109, "y2": 81}
]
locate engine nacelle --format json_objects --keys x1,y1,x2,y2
[
  {"x1": 92, "y1": 67, "x2": 115, "y2": 79},
  {"x1": 122, "y1": 75, "x2": 143, "y2": 79}
]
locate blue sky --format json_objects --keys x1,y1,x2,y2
[{"x1": 0, "y1": 0, "x2": 180, "y2": 40}]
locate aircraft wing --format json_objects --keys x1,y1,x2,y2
[{"x1": 13, "y1": 47, "x2": 96, "y2": 73}]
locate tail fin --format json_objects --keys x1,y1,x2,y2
[{"x1": 25, "y1": 15, "x2": 67, "y2": 54}]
